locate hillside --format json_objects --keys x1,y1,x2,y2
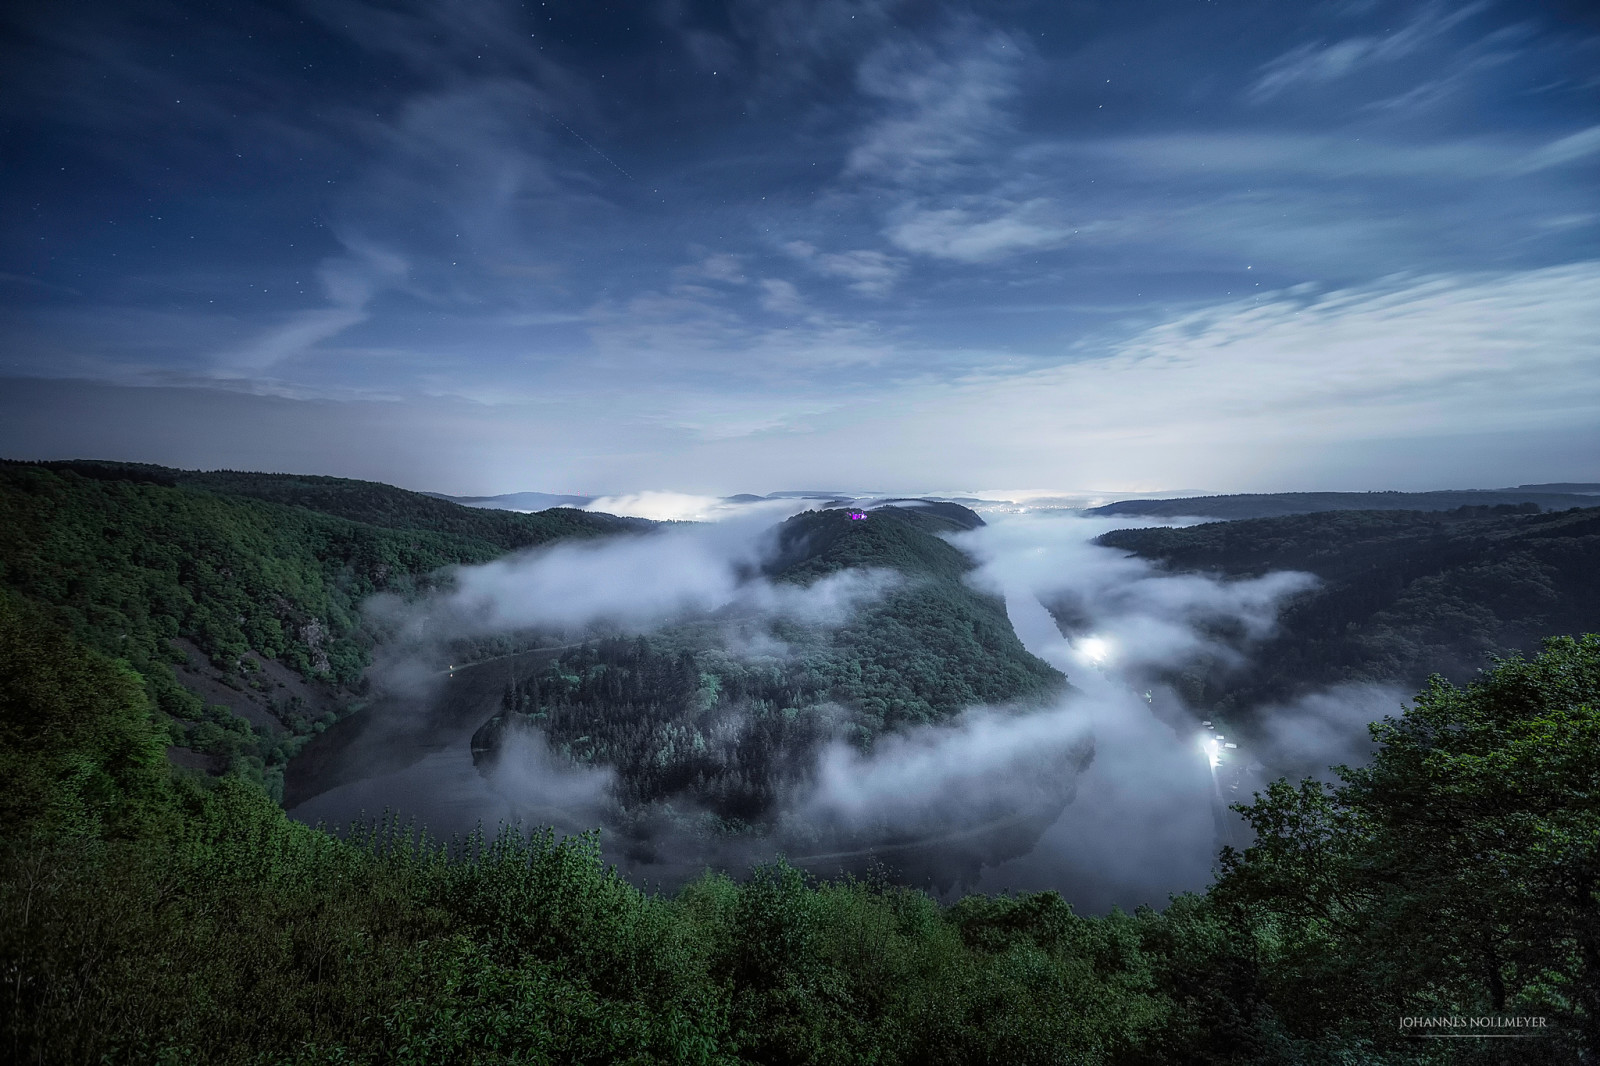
[
  {"x1": 0, "y1": 460, "x2": 644, "y2": 798},
  {"x1": 1087, "y1": 488, "x2": 1598, "y2": 520},
  {"x1": 474, "y1": 504, "x2": 1070, "y2": 833},
  {"x1": 27, "y1": 460, "x2": 644, "y2": 548},
  {"x1": 1095, "y1": 505, "x2": 1600, "y2": 719},
  {"x1": 424, "y1": 489, "x2": 597, "y2": 511}
]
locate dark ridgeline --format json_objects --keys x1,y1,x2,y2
[
  {"x1": 1095, "y1": 504, "x2": 1600, "y2": 719},
  {"x1": 1086, "y1": 486, "x2": 1600, "y2": 520}
]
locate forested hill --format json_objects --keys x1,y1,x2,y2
[
  {"x1": 0, "y1": 460, "x2": 646, "y2": 798},
  {"x1": 1087, "y1": 487, "x2": 1598, "y2": 519},
  {"x1": 20, "y1": 459, "x2": 647, "y2": 550},
  {"x1": 1096, "y1": 505, "x2": 1600, "y2": 717},
  {"x1": 475, "y1": 504, "x2": 1069, "y2": 832},
  {"x1": 763, "y1": 502, "x2": 984, "y2": 583}
]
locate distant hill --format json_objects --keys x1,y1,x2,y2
[
  {"x1": 424, "y1": 490, "x2": 596, "y2": 511},
  {"x1": 1507, "y1": 482, "x2": 1600, "y2": 494},
  {"x1": 765, "y1": 489, "x2": 886, "y2": 499},
  {"x1": 24, "y1": 461, "x2": 643, "y2": 547},
  {"x1": 1087, "y1": 488, "x2": 1600, "y2": 520},
  {"x1": 0, "y1": 460, "x2": 648, "y2": 798},
  {"x1": 869, "y1": 500, "x2": 987, "y2": 529},
  {"x1": 1094, "y1": 505, "x2": 1600, "y2": 723}
]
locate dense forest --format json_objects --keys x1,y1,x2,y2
[
  {"x1": 1093, "y1": 505, "x2": 1600, "y2": 725},
  {"x1": 0, "y1": 461, "x2": 641, "y2": 798},
  {"x1": 3, "y1": 591, "x2": 1596, "y2": 1062},
  {"x1": 474, "y1": 505, "x2": 1072, "y2": 836}
]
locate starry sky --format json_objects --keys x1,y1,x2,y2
[{"x1": 2, "y1": 0, "x2": 1597, "y2": 495}]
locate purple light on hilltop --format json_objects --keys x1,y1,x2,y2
[{"x1": 849, "y1": 513, "x2": 867, "y2": 520}]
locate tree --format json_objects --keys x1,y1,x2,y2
[{"x1": 1217, "y1": 635, "x2": 1600, "y2": 1061}]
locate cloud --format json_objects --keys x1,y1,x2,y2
[
  {"x1": 687, "y1": 253, "x2": 749, "y2": 284},
  {"x1": 758, "y1": 278, "x2": 809, "y2": 315},
  {"x1": 1058, "y1": 123, "x2": 1600, "y2": 189},
  {"x1": 708, "y1": 0, "x2": 911, "y2": 101},
  {"x1": 846, "y1": 27, "x2": 1023, "y2": 186},
  {"x1": 486, "y1": 727, "x2": 616, "y2": 821},
  {"x1": 8, "y1": 0, "x2": 1595, "y2": 498},
  {"x1": 218, "y1": 241, "x2": 407, "y2": 373},
  {"x1": 382, "y1": 513, "x2": 897, "y2": 643},
  {"x1": 784, "y1": 242, "x2": 906, "y2": 296},
  {"x1": 583, "y1": 272, "x2": 902, "y2": 388},
  {"x1": 1249, "y1": 2, "x2": 1489, "y2": 101},
  {"x1": 1515, "y1": 123, "x2": 1600, "y2": 173},
  {"x1": 0, "y1": 272, "x2": 81, "y2": 297},
  {"x1": 582, "y1": 490, "x2": 793, "y2": 523},
  {"x1": 1062, "y1": 132, "x2": 1511, "y2": 181},
  {"x1": 9, "y1": 259, "x2": 1596, "y2": 495},
  {"x1": 798, "y1": 702, "x2": 1094, "y2": 832},
  {"x1": 879, "y1": 261, "x2": 1600, "y2": 483},
  {"x1": 886, "y1": 198, "x2": 1073, "y2": 262},
  {"x1": 1254, "y1": 683, "x2": 1407, "y2": 781},
  {"x1": 435, "y1": 524, "x2": 764, "y2": 634}
]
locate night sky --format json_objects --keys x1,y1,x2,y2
[{"x1": 2, "y1": 0, "x2": 1597, "y2": 494}]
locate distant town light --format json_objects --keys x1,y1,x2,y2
[{"x1": 848, "y1": 512, "x2": 867, "y2": 520}]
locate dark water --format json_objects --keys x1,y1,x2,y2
[{"x1": 285, "y1": 650, "x2": 590, "y2": 834}]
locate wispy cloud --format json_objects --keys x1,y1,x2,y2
[
  {"x1": 758, "y1": 278, "x2": 809, "y2": 315},
  {"x1": 1515, "y1": 123, "x2": 1600, "y2": 172},
  {"x1": 219, "y1": 241, "x2": 407, "y2": 374},
  {"x1": 846, "y1": 26, "x2": 1024, "y2": 186},
  {"x1": 834, "y1": 25, "x2": 1082, "y2": 267},
  {"x1": 683, "y1": 253, "x2": 750, "y2": 285},
  {"x1": 1061, "y1": 132, "x2": 1511, "y2": 181},
  {"x1": 1249, "y1": 1, "x2": 1490, "y2": 101},
  {"x1": 784, "y1": 242, "x2": 906, "y2": 296},
  {"x1": 885, "y1": 198, "x2": 1073, "y2": 262},
  {"x1": 879, "y1": 261, "x2": 1600, "y2": 483}
]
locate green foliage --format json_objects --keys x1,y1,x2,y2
[
  {"x1": 1215, "y1": 634, "x2": 1600, "y2": 1062},
  {"x1": 165, "y1": 466, "x2": 647, "y2": 550},
  {"x1": 0, "y1": 592, "x2": 173, "y2": 841},
  {"x1": 0, "y1": 461, "x2": 638, "y2": 781}
]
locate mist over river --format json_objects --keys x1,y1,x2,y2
[{"x1": 287, "y1": 509, "x2": 1368, "y2": 911}]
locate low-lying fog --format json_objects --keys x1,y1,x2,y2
[{"x1": 288, "y1": 494, "x2": 1405, "y2": 913}]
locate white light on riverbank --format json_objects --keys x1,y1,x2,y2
[{"x1": 1079, "y1": 636, "x2": 1110, "y2": 664}]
